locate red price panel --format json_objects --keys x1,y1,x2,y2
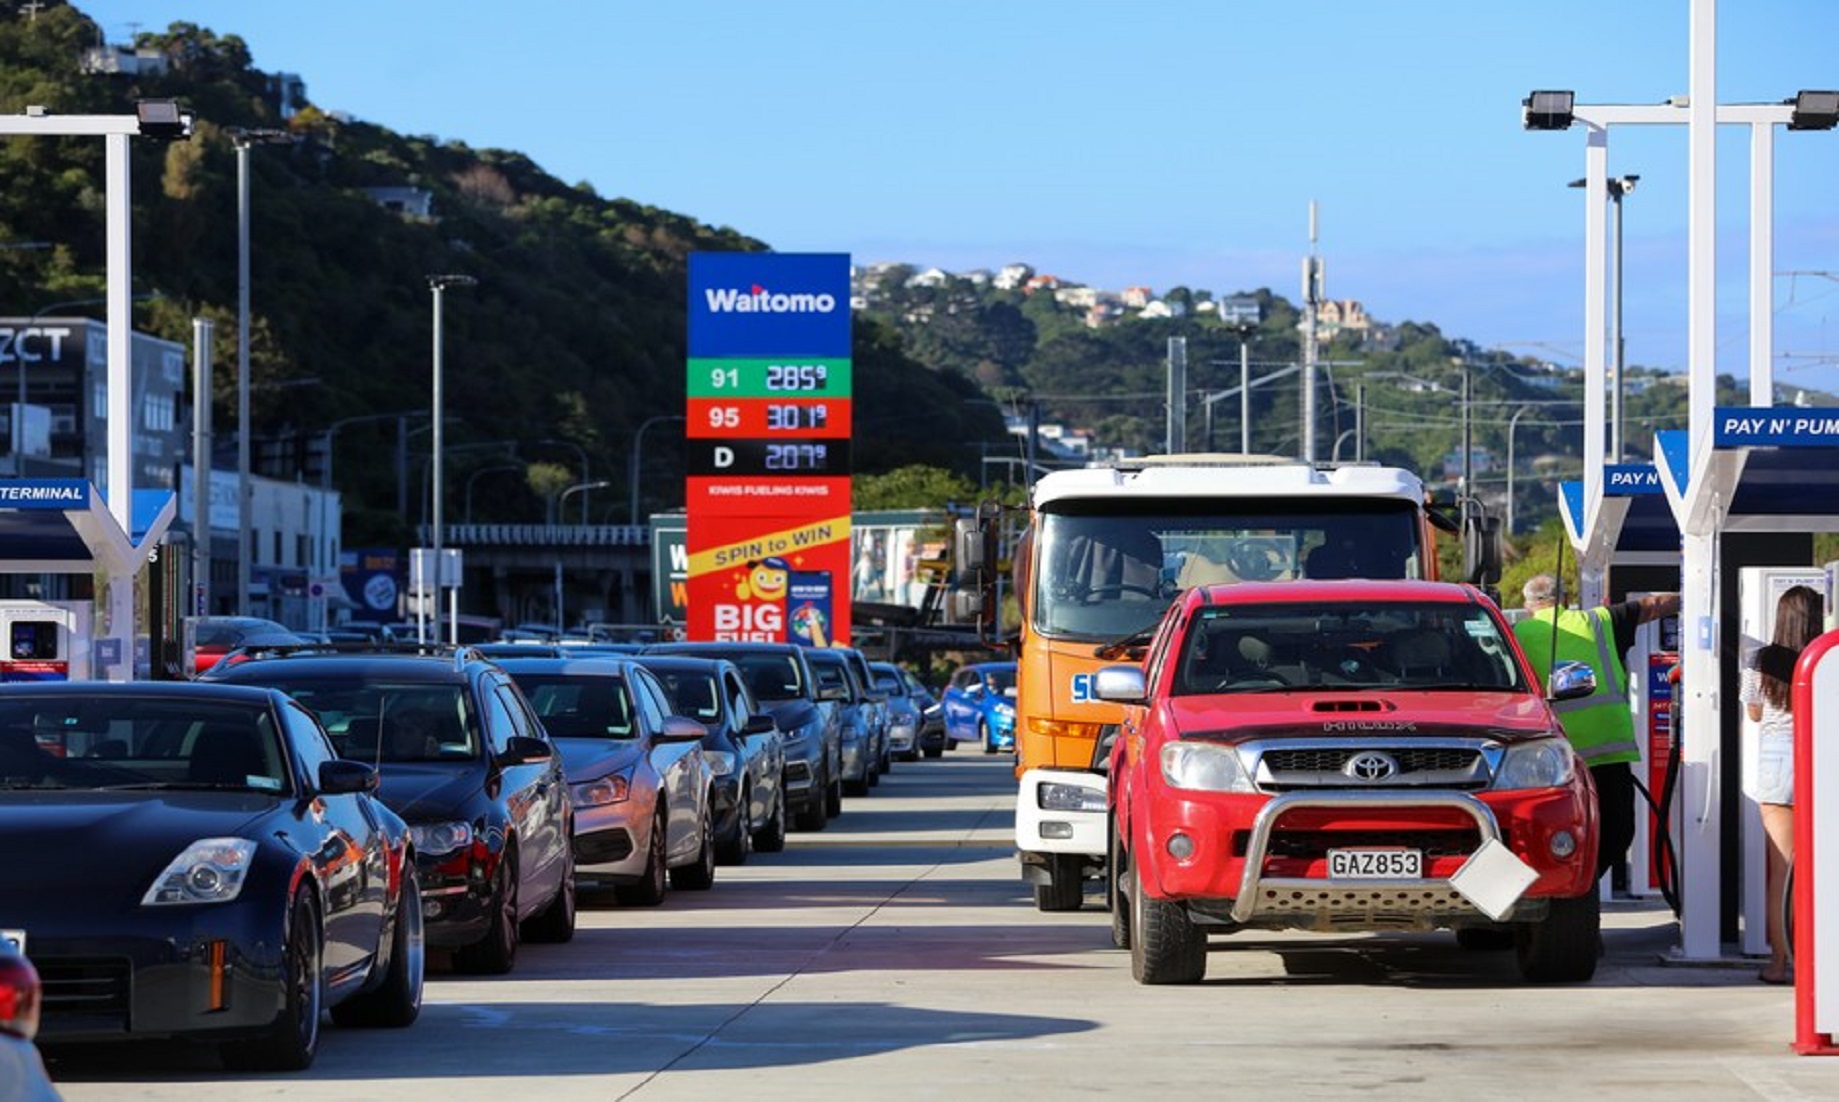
[{"x1": 688, "y1": 397, "x2": 852, "y2": 439}]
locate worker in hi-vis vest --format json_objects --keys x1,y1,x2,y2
[{"x1": 1513, "y1": 573, "x2": 1680, "y2": 884}]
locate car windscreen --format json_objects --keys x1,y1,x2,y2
[
  {"x1": 1174, "y1": 600, "x2": 1526, "y2": 695},
  {"x1": 0, "y1": 698, "x2": 291, "y2": 793},
  {"x1": 508, "y1": 673, "x2": 638, "y2": 739},
  {"x1": 238, "y1": 679, "x2": 479, "y2": 762}
]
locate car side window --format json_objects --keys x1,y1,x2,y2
[
  {"x1": 629, "y1": 668, "x2": 670, "y2": 734},
  {"x1": 726, "y1": 671, "x2": 757, "y2": 721},
  {"x1": 283, "y1": 700, "x2": 338, "y2": 781},
  {"x1": 480, "y1": 683, "x2": 520, "y2": 755}
]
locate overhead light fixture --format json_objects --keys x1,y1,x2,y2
[
  {"x1": 1787, "y1": 89, "x2": 1839, "y2": 131},
  {"x1": 1523, "y1": 90, "x2": 1576, "y2": 131},
  {"x1": 134, "y1": 99, "x2": 192, "y2": 141}
]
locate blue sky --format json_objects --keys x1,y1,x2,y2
[{"x1": 79, "y1": 1, "x2": 1839, "y2": 394}]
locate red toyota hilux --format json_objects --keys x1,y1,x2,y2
[{"x1": 1104, "y1": 579, "x2": 1600, "y2": 985}]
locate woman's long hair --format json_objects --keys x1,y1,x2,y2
[{"x1": 1761, "y1": 585, "x2": 1825, "y2": 712}]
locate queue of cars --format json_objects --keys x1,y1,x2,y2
[{"x1": 0, "y1": 632, "x2": 963, "y2": 1079}]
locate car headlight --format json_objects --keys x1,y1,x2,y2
[
  {"x1": 1038, "y1": 781, "x2": 1107, "y2": 813},
  {"x1": 1494, "y1": 738, "x2": 1576, "y2": 791},
  {"x1": 411, "y1": 824, "x2": 478, "y2": 857},
  {"x1": 570, "y1": 772, "x2": 632, "y2": 807},
  {"x1": 1160, "y1": 740, "x2": 1255, "y2": 793},
  {"x1": 142, "y1": 838, "x2": 257, "y2": 906},
  {"x1": 993, "y1": 702, "x2": 1016, "y2": 720},
  {"x1": 705, "y1": 750, "x2": 736, "y2": 777},
  {"x1": 409, "y1": 820, "x2": 475, "y2": 857}
]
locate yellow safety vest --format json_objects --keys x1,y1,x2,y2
[{"x1": 1512, "y1": 605, "x2": 1638, "y2": 766}]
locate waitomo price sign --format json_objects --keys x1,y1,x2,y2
[{"x1": 685, "y1": 252, "x2": 853, "y2": 644}]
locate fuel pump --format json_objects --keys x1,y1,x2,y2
[
  {"x1": 1628, "y1": 603, "x2": 1681, "y2": 912},
  {"x1": 0, "y1": 600, "x2": 93, "y2": 681}
]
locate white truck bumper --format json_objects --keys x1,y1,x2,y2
[{"x1": 1015, "y1": 768, "x2": 1109, "y2": 856}]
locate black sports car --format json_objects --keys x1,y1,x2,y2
[{"x1": 0, "y1": 681, "x2": 423, "y2": 1072}]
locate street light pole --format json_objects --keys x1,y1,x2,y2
[
  {"x1": 228, "y1": 127, "x2": 290, "y2": 617},
  {"x1": 538, "y1": 438, "x2": 590, "y2": 522},
  {"x1": 1506, "y1": 405, "x2": 1537, "y2": 536},
  {"x1": 1570, "y1": 174, "x2": 1637, "y2": 461},
  {"x1": 428, "y1": 274, "x2": 476, "y2": 644},
  {"x1": 629, "y1": 415, "x2": 685, "y2": 527}
]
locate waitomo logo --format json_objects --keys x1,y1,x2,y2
[{"x1": 704, "y1": 284, "x2": 838, "y2": 314}]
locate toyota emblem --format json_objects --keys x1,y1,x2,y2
[{"x1": 1344, "y1": 750, "x2": 1399, "y2": 781}]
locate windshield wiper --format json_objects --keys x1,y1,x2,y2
[{"x1": 1093, "y1": 626, "x2": 1158, "y2": 661}]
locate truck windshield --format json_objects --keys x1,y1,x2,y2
[
  {"x1": 1032, "y1": 499, "x2": 1424, "y2": 641},
  {"x1": 1174, "y1": 599, "x2": 1526, "y2": 695}
]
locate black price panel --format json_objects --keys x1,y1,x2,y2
[{"x1": 686, "y1": 438, "x2": 853, "y2": 477}]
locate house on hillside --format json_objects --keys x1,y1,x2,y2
[
  {"x1": 1054, "y1": 285, "x2": 1099, "y2": 309},
  {"x1": 1122, "y1": 286, "x2": 1154, "y2": 308},
  {"x1": 362, "y1": 187, "x2": 434, "y2": 220},
  {"x1": 1023, "y1": 274, "x2": 1064, "y2": 295},
  {"x1": 1139, "y1": 299, "x2": 1187, "y2": 320},
  {"x1": 81, "y1": 43, "x2": 169, "y2": 76},
  {"x1": 1316, "y1": 299, "x2": 1371, "y2": 339},
  {"x1": 1085, "y1": 296, "x2": 1126, "y2": 328},
  {"x1": 993, "y1": 264, "x2": 1033, "y2": 290},
  {"x1": 905, "y1": 267, "x2": 951, "y2": 289}
]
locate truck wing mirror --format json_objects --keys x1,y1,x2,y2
[{"x1": 1548, "y1": 660, "x2": 1596, "y2": 702}]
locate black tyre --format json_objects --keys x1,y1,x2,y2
[
  {"x1": 1455, "y1": 925, "x2": 1516, "y2": 951},
  {"x1": 454, "y1": 848, "x2": 520, "y2": 975},
  {"x1": 794, "y1": 767, "x2": 829, "y2": 832},
  {"x1": 923, "y1": 744, "x2": 943, "y2": 760},
  {"x1": 981, "y1": 719, "x2": 996, "y2": 754},
  {"x1": 1034, "y1": 853, "x2": 1085, "y2": 912},
  {"x1": 330, "y1": 863, "x2": 424, "y2": 1028},
  {"x1": 1108, "y1": 825, "x2": 1131, "y2": 951},
  {"x1": 521, "y1": 844, "x2": 577, "y2": 944},
  {"x1": 714, "y1": 789, "x2": 752, "y2": 866},
  {"x1": 222, "y1": 894, "x2": 323, "y2": 1071},
  {"x1": 825, "y1": 768, "x2": 843, "y2": 818},
  {"x1": 672, "y1": 805, "x2": 717, "y2": 891},
  {"x1": 753, "y1": 783, "x2": 788, "y2": 853},
  {"x1": 1129, "y1": 857, "x2": 1206, "y2": 984},
  {"x1": 1514, "y1": 889, "x2": 1600, "y2": 983},
  {"x1": 616, "y1": 807, "x2": 669, "y2": 905}
]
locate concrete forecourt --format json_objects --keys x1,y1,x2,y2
[{"x1": 46, "y1": 752, "x2": 1839, "y2": 1101}]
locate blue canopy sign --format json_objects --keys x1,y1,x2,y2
[{"x1": 1714, "y1": 407, "x2": 1839, "y2": 448}]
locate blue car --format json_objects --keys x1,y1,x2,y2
[{"x1": 942, "y1": 661, "x2": 1017, "y2": 754}]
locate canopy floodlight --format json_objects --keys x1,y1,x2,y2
[
  {"x1": 134, "y1": 99, "x2": 192, "y2": 141},
  {"x1": 1787, "y1": 89, "x2": 1839, "y2": 131},
  {"x1": 1523, "y1": 90, "x2": 1576, "y2": 131}
]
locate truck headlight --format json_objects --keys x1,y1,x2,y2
[
  {"x1": 1038, "y1": 781, "x2": 1107, "y2": 812},
  {"x1": 705, "y1": 750, "x2": 736, "y2": 777},
  {"x1": 1493, "y1": 738, "x2": 1576, "y2": 791},
  {"x1": 1160, "y1": 740, "x2": 1254, "y2": 793}
]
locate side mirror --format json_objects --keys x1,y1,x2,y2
[
  {"x1": 1463, "y1": 512, "x2": 1502, "y2": 587},
  {"x1": 658, "y1": 716, "x2": 709, "y2": 744},
  {"x1": 954, "y1": 516, "x2": 986, "y2": 579},
  {"x1": 740, "y1": 713, "x2": 778, "y2": 737},
  {"x1": 1093, "y1": 664, "x2": 1149, "y2": 705},
  {"x1": 319, "y1": 759, "x2": 379, "y2": 795},
  {"x1": 500, "y1": 734, "x2": 554, "y2": 764},
  {"x1": 1548, "y1": 660, "x2": 1597, "y2": 702}
]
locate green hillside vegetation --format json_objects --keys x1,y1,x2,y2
[{"x1": 0, "y1": 3, "x2": 1009, "y2": 546}]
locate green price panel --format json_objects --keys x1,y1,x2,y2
[{"x1": 687, "y1": 357, "x2": 853, "y2": 398}]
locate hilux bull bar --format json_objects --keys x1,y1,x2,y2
[{"x1": 1227, "y1": 789, "x2": 1505, "y2": 926}]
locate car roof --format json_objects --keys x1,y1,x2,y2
[
  {"x1": 0, "y1": 680, "x2": 284, "y2": 704},
  {"x1": 1189, "y1": 579, "x2": 1487, "y2": 608},
  {"x1": 204, "y1": 644, "x2": 492, "y2": 683},
  {"x1": 646, "y1": 640, "x2": 802, "y2": 655},
  {"x1": 631, "y1": 654, "x2": 731, "y2": 673},
  {"x1": 489, "y1": 656, "x2": 640, "y2": 678}
]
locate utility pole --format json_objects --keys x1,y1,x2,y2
[
  {"x1": 1300, "y1": 201, "x2": 1323, "y2": 463},
  {"x1": 1165, "y1": 336, "x2": 1186, "y2": 454}
]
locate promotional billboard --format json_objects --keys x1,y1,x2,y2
[{"x1": 686, "y1": 252, "x2": 852, "y2": 644}]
